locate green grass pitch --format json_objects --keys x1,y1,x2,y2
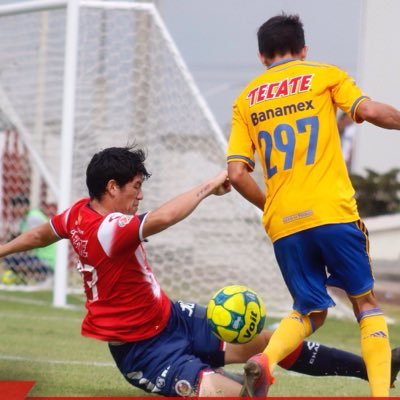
[{"x1": 1, "y1": 290, "x2": 400, "y2": 397}]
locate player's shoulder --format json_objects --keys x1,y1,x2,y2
[
  {"x1": 302, "y1": 60, "x2": 347, "y2": 75},
  {"x1": 71, "y1": 197, "x2": 91, "y2": 212},
  {"x1": 98, "y1": 212, "x2": 138, "y2": 237},
  {"x1": 287, "y1": 60, "x2": 348, "y2": 80},
  {"x1": 53, "y1": 197, "x2": 88, "y2": 223},
  {"x1": 237, "y1": 60, "x2": 338, "y2": 88},
  {"x1": 97, "y1": 213, "x2": 142, "y2": 256},
  {"x1": 296, "y1": 60, "x2": 351, "y2": 86},
  {"x1": 101, "y1": 212, "x2": 136, "y2": 227},
  {"x1": 299, "y1": 59, "x2": 332, "y2": 68}
]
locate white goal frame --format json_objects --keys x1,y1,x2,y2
[{"x1": 0, "y1": 0, "x2": 230, "y2": 307}]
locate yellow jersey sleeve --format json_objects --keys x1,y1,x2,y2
[
  {"x1": 328, "y1": 66, "x2": 370, "y2": 122},
  {"x1": 227, "y1": 103, "x2": 256, "y2": 170}
]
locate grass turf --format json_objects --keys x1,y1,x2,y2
[{"x1": 1, "y1": 290, "x2": 400, "y2": 397}]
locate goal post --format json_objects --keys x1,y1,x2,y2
[
  {"x1": 0, "y1": 0, "x2": 352, "y2": 318},
  {"x1": 54, "y1": 0, "x2": 79, "y2": 307}
]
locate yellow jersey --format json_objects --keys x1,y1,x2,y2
[{"x1": 227, "y1": 58, "x2": 369, "y2": 242}]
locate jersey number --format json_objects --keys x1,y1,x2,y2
[
  {"x1": 77, "y1": 261, "x2": 99, "y2": 302},
  {"x1": 258, "y1": 116, "x2": 319, "y2": 179}
]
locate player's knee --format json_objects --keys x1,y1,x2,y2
[
  {"x1": 225, "y1": 330, "x2": 269, "y2": 363},
  {"x1": 258, "y1": 329, "x2": 272, "y2": 346},
  {"x1": 348, "y1": 291, "x2": 379, "y2": 313},
  {"x1": 198, "y1": 370, "x2": 242, "y2": 397},
  {"x1": 309, "y1": 309, "x2": 327, "y2": 330}
]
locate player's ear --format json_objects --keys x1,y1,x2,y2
[
  {"x1": 106, "y1": 179, "x2": 119, "y2": 196},
  {"x1": 258, "y1": 52, "x2": 267, "y2": 67},
  {"x1": 300, "y1": 46, "x2": 308, "y2": 60}
]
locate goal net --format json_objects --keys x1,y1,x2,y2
[{"x1": 0, "y1": 0, "x2": 352, "y2": 318}]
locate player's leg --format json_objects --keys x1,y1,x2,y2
[
  {"x1": 176, "y1": 301, "x2": 247, "y2": 396},
  {"x1": 224, "y1": 321, "x2": 400, "y2": 389},
  {"x1": 225, "y1": 329, "x2": 400, "y2": 387},
  {"x1": 239, "y1": 310, "x2": 326, "y2": 397},
  {"x1": 107, "y1": 301, "x2": 243, "y2": 397},
  {"x1": 324, "y1": 221, "x2": 390, "y2": 397},
  {"x1": 262, "y1": 309, "x2": 326, "y2": 370},
  {"x1": 197, "y1": 370, "x2": 242, "y2": 396},
  {"x1": 224, "y1": 330, "x2": 269, "y2": 363},
  {"x1": 284, "y1": 341, "x2": 400, "y2": 388},
  {"x1": 349, "y1": 291, "x2": 391, "y2": 397},
  {"x1": 227, "y1": 329, "x2": 366, "y2": 380},
  {"x1": 281, "y1": 340, "x2": 369, "y2": 379},
  {"x1": 391, "y1": 347, "x2": 400, "y2": 387},
  {"x1": 109, "y1": 340, "x2": 243, "y2": 397},
  {"x1": 263, "y1": 230, "x2": 332, "y2": 367},
  {"x1": 241, "y1": 230, "x2": 333, "y2": 396}
]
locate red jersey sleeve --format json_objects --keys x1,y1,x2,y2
[{"x1": 50, "y1": 206, "x2": 73, "y2": 239}]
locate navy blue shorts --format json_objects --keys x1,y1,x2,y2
[
  {"x1": 108, "y1": 301, "x2": 224, "y2": 396},
  {"x1": 273, "y1": 221, "x2": 374, "y2": 315}
]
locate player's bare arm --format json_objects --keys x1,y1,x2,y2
[
  {"x1": 0, "y1": 222, "x2": 59, "y2": 258},
  {"x1": 227, "y1": 161, "x2": 266, "y2": 211},
  {"x1": 356, "y1": 99, "x2": 400, "y2": 129},
  {"x1": 142, "y1": 171, "x2": 231, "y2": 238}
]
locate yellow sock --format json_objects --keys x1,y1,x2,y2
[
  {"x1": 360, "y1": 313, "x2": 391, "y2": 397},
  {"x1": 264, "y1": 311, "x2": 313, "y2": 371}
]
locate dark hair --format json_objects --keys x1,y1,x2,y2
[
  {"x1": 257, "y1": 13, "x2": 305, "y2": 59},
  {"x1": 86, "y1": 146, "x2": 151, "y2": 200},
  {"x1": 11, "y1": 195, "x2": 30, "y2": 207}
]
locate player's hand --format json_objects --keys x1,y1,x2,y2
[{"x1": 212, "y1": 170, "x2": 231, "y2": 196}]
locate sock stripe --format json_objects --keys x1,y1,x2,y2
[
  {"x1": 309, "y1": 316, "x2": 316, "y2": 333},
  {"x1": 278, "y1": 342, "x2": 303, "y2": 369},
  {"x1": 357, "y1": 308, "x2": 383, "y2": 322}
]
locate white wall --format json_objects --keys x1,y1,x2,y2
[
  {"x1": 353, "y1": 0, "x2": 400, "y2": 174},
  {"x1": 365, "y1": 214, "x2": 400, "y2": 260}
]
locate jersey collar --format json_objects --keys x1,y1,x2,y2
[{"x1": 267, "y1": 57, "x2": 301, "y2": 69}]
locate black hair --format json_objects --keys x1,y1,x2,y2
[
  {"x1": 11, "y1": 195, "x2": 30, "y2": 207},
  {"x1": 257, "y1": 13, "x2": 305, "y2": 59},
  {"x1": 86, "y1": 146, "x2": 151, "y2": 200}
]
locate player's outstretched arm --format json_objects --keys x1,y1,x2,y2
[
  {"x1": 142, "y1": 170, "x2": 231, "y2": 238},
  {"x1": 0, "y1": 222, "x2": 59, "y2": 258},
  {"x1": 228, "y1": 161, "x2": 266, "y2": 211},
  {"x1": 356, "y1": 99, "x2": 400, "y2": 130}
]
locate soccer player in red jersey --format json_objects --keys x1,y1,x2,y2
[
  {"x1": 227, "y1": 13, "x2": 400, "y2": 397},
  {"x1": 1, "y1": 146, "x2": 399, "y2": 396}
]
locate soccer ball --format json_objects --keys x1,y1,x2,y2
[{"x1": 207, "y1": 285, "x2": 266, "y2": 344}]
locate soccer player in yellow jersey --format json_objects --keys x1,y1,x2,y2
[{"x1": 227, "y1": 13, "x2": 400, "y2": 397}]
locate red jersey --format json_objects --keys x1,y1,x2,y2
[{"x1": 50, "y1": 198, "x2": 171, "y2": 342}]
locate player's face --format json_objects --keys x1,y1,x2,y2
[{"x1": 116, "y1": 175, "x2": 144, "y2": 215}]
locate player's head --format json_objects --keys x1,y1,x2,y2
[
  {"x1": 10, "y1": 194, "x2": 30, "y2": 217},
  {"x1": 257, "y1": 13, "x2": 306, "y2": 64},
  {"x1": 11, "y1": 194, "x2": 30, "y2": 208},
  {"x1": 86, "y1": 146, "x2": 151, "y2": 201}
]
